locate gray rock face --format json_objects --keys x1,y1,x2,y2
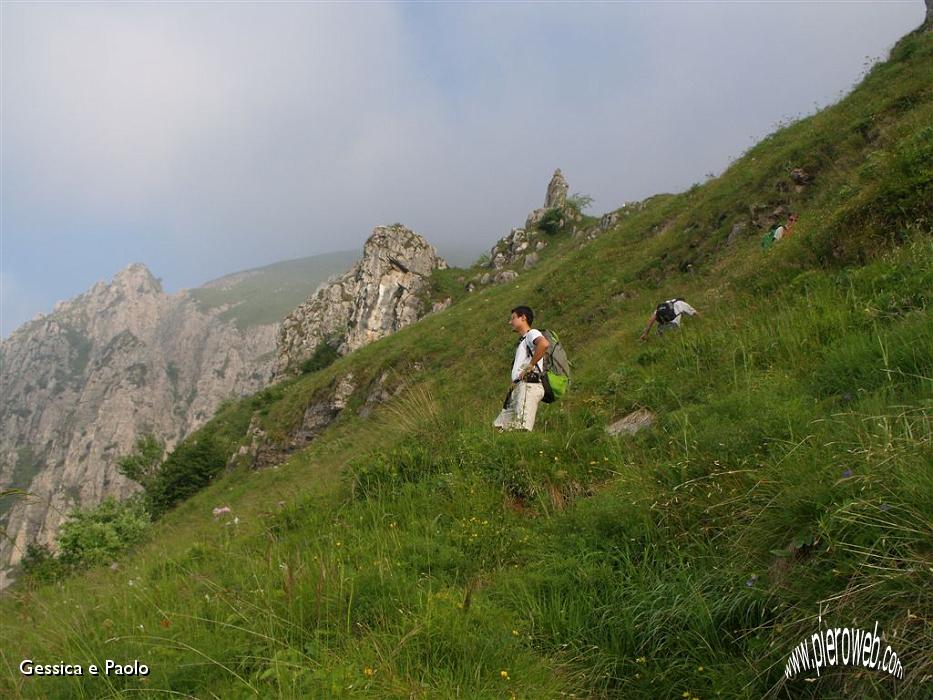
[
  {"x1": 490, "y1": 228, "x2": 535, "y2": 270},
  {"x1": 600, "y1": 212, "x2": 620, "y2": 231},
  {"x1": 544, "y1": 168, "x2": 569, "y2": 209},
  {"x1": 494, "y1": 270, "x2": 519, "y2": 284},
  {"x1": 525, "y1": 168, "x2": 571, "y2": 231},
  {"x1": 606, "y1": 408, "x2": 657, "y2": 436},
  {"x1": 294, "y1": 374, "x2": 356, "y2": 443},
  {"x1": 0, "y1": 263, "x2": 277, "y2": 589},
  {"x1": 726, "y1": 222, "x2": 746, "y2": 246},
  {"x1": 251, "y1": 373, "x2": 357, "y2": 470},
  {"x1": 275, "y1": 225, "x2": 446, "y2": 376}
]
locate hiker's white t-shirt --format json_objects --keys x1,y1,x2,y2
[
  {"x1": 772, "y1": 225, "x2": 786, "y2": 242},
  {"x1": 666, "y1": 300, "x2": 697, "y2": 326},
  {"x1": 511, "y1": 329, "x2": 544, "y2": 382}
]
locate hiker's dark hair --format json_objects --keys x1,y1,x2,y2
[{"x1": 511, "y1": 305, "x2": 534, "y2": 325}]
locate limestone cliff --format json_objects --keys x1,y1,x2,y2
[
  {"x1": 0, "y1": 264, "x2": 278, "y2": 588},
  {"x1": 275, "y1": 225, "x2": 447, "y2": 375}
]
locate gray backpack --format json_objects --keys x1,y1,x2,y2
[{"x1": 535, "y1": 329, "x2": 571, "y2": 402}]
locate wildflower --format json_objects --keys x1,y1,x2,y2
[
  {"x1": 745, "y1": 573, "x2": 758, "y2": 587},
  {"x1": 212, "y1": 505, "x2": 231, "y2": 517},
  {"x1": 683, "y1": 693, "x2": 690, "y2": 698},
  {"x1": 841, "y1": 469, "x2": 853, "y2": 478},
  {"x1": 500, "y1": 670, "x2": 510, "y2": 680},
  {"x1": 635, "y1": 656, "x2": 646, "y2": 664},
  {"x1": 512, "y1": 629, "x2": 520, "y2": 636},
  {"x1": 698, "y1": 666, "x2": 704, "y2": 672},
  {"x1": 160, "y1": 618, "x2": 172, "y2": 629},
  {"x1": 364, "y1": 667, "x2": 374, "y2": 677}
]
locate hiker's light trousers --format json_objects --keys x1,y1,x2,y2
[{"x1": 493, "y1": 381, "x2": 545, "y2": 431}]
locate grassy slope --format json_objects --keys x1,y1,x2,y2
[
  {"x1": 2, "y1": 30, "x2": 931, "y2": 700},
  {"x1": 189, "y1": 250, "x2": 359, "y2": 329}
]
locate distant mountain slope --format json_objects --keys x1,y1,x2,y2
[{"x1": 189, "y1": 250, "x2": 358, "y2": 328}]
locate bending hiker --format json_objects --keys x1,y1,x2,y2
[
  {"x1": 762, "y1": 213, "x2": 798, "y2": 248},
  {"x1": 494, "y1": 306, "x2": 550, "y2": 432},
  {"x1": 771, "y1": 212, "x2": 798, "y2": 242},
  {"x1": 640, "y1": 298, "x2": 698, "y2": 340}
]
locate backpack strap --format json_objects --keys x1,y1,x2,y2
[{"x1": 522, "y1": 333, "x2": 544, "y2": 372}]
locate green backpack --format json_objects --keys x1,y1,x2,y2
[
  {"x1": 761, "y1": 226, "x2": 779, "y2": 250},
  {"x1": 530, "y1": 329, "x2": 571, "y2": 403}
]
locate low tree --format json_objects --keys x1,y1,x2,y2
[{"x1": 117, "y1": 434, "x2": 164, "y2": 494}]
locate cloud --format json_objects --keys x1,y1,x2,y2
[{"x1": 1, "y1": 1, "x2": 925, "y2": 336}]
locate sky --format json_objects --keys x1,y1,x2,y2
[{"x1": 1, "y1": 0, "x2": 925, "y2": 337}]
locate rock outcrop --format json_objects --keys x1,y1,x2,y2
[
  {"x1": 489, "y1": 227, "x2": 545, "y2": 270},
  {"x1": 606, "y1": 408, "x2": 657, "y2": 436},
  {"x1": 0, "y1": 264, "x2": 278, "y2": 589},
  {"x1": 471, "y1": 169, "x2": 587, "y2": 288},
  {"x1": 275, "y1": 225, "x2": 447, "y2": 375},
  {"x1": 525, "y1": 168, "x2": 570, "y2": 230}
]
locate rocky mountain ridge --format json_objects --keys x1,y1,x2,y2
[
  {"x1": 0, "y1": 263, "x2": 280, "y2": 588},
  {"x1": 274, "y1": 225, "x2": 448, "y2": 376}
]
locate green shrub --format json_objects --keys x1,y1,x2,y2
[
  {"x1": 147, "y1": 432, "x2": 227, "y2": 515},
  {"x1": 537, "y1": 207, "x2": 564, "y2": 235},
  {"x1": 299, "y1": 341, "x2": 340, "y2": 375},
  {"x1": 21, "y1": 496, "x2": 150, "y2": 583},
  {"x1": 56, "y1": 496, "x2": 150, "y2": 569},
  {"x1": 20, "y1": 543, "x2": 69, "y2": 584}
]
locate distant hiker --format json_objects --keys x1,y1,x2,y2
[
  {"x1": 494, "y1": 306, "x2": 550, "y2": 432},
  {"x1": 640, "y1": 298, "x2": 698, "y2": 340},
  {"x1": 762, "y1": 213, "x2": 798, "y2": 248}
]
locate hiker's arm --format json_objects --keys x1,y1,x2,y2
[
  {"x1": 640, "y1": 312, "x2": 656, "y2": 341},
  {"x1": 522, "y1": 336, "x2": 550, "y2": 378}
]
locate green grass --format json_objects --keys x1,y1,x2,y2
[{"x1": 2, "y1": 27, "x2": 931, "y2": 700}]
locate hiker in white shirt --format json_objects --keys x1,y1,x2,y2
[
  {"x1": 640, "y1": 298, "x2": 698, "y2": 340},
  {"x1": 773, "y1": 213, "x2": 799, "y2": 242},
  {"x1": 494, "y1": 305, "x2": 550, "y2": 432}
]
